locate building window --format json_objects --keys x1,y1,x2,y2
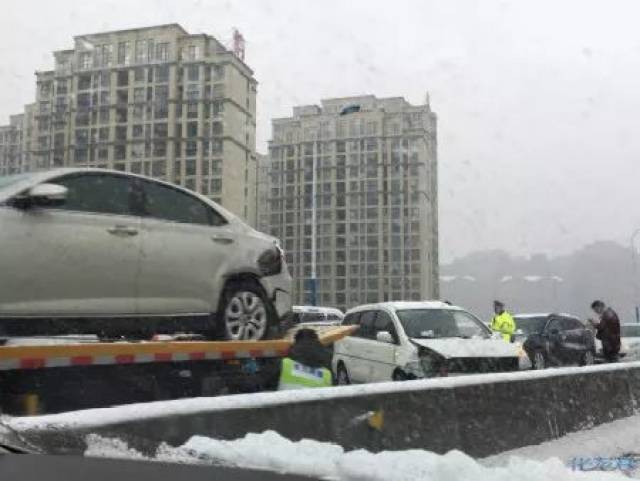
[
  {"x1": 156, "y1": 43, "x2": 169, "y2": 62},
  {"x1": 186, "y1": 141, "x2": 197, "y2": 157},
  {"x1": 151, "y1": 160, "x2": 166, "y2": 177},
  {"x1": 153, "y1": 141, "x2": 166, "y2": 157},
  {"x1": 183, "y1": 45, "x2": 197, "y2": 60},
  {"x1": 114, "y1": 145, "x2": 126, "y2": 161},
  {"x1": 78, "y1": 74, "x2": 91, "y2": 91},
  {"x1": 213, "y1": 64, "x2": 224, "y2": 80},
  {"x1": 134, "y1": 67, "x2": 145, "y2": 83},
  {"x1": 133, "y1": 87, "x2": 145, "y2": 103},
  {"x1": 153, "y1": 123, "x2": 168, "y2": 138},
  {"x1": 99, "y1": 127, "x2": 109, "y2": 141},
  {"x1": 116, "y1": 108, "x2": 128, "y2": 123},
  {"x1": 116, "y1": 70, "x2": 128, "y2": 87},
  {"x1": 186, "y1": 121, "x2": 198, "y2": 138},
  {"x1": 99, "y1": 107, "x2": 110, "y2": 123},
  {"x1": 95, "y1": 44, "x2": 113, "y2": 67},
  {"x1": 117, "y1": 41, "x2": 131, "y2": 65},
  {"x1": 187, "y1": 65, "x2": 199, "y2": 81},
  {"x1": 78, "y1": 52, "x2": 92, "y2": 70},
  {"x1": 135, "y1": 40, "x2": 147, "y2": 63},
  {"x1": 155, "y1": 65, "x2": 169, "y2": 83},
  {"x1": 147, "y1": 39, "x2": 155, "y2": 62}
]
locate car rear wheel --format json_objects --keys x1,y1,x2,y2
[
  {"x1": 217, "y1": 280, "x2": 273, "y2": 341},
  {"x1": 532, "y1": 351, "x2": 546, "y2": 370},
  {"x1": 393, "y1": 370, "x2": 408, "y2": 381},
  {"x1": 336, "y1": 363, "x2": 351, "y2": 385},
  {"x1": 581, "y1": 350, "x2": 595, "y2": 366}
]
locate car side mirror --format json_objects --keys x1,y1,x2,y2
[
  {"x1": 549, "y1": 328, "x2": 559, "y2": 336},
  {"x1": 376, "y1": 331, "x2": 394, "y2": 344},
  {"x1": 22, "y1": 183, "x2": 68, "y2": 208}
]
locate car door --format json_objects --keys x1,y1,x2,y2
[
  {"x1": 136, "y1": 179, "x2": 235, "y2": 315},
  {"x1": 341, "y1": 311, "x2": 376, "y2": 383},
  {"x1": 560, "y1": 317, "x2": 590, "y2": 362},
  {"x1": 0, "y1": 172, "x2": 141, "y2": 320},
  {"x1": 368, "y1": 310, "x2": 400, "y2": 381},
  {"x1": 543, "y1": 317, "x2": 565, "y2": 365}
]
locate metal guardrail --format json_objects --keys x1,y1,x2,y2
[{"x1": 8, "y1": 361, "x2": 640, "y2": 457}]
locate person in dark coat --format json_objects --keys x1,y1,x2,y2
[
  {"x1": 287, "y1": 328, "x2": 332, "y2": 370},
  {"x1": 277, "y1": 328, "x2": 333, "y2": 390},
  {"x1": 590, "y1": 300, "x2": 621, "y2": 362}
]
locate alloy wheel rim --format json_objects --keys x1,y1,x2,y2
[
  {"x1": 584, "y1": 351, "x2": 594, "y2": 365},
  {"x1": 534, "y1": 352, "x2": 545, "y2": 369},
  {"x1": 338, "y1": 368, "x2": 349, "y2": 385},
  {"x1": 224, "y1": 291, "x2": 267, "y2": 340}
]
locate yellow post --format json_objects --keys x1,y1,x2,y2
[{"x1": 22, "y1": 393, "x2": 39, "y2": 415}]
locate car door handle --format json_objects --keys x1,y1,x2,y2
[
  {"x1": 107, "y1": 225, "x2": 138, "y2": 237},
  {"x1": 211, "y1": 235, "x2": 234, "y2": 245}
]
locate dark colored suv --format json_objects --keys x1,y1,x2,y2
[{"x1": 512, "y1": 313, "x2": 596, "y2": 369}]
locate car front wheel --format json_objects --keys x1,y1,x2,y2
[
  {"x1": 336, "y1": 363, "x2": 351, "y2": 385},
  {"x1": 532, "y1": 351, "x2": 546, "y2": 370},
  {"x1": 581, "y1": 350, "x2": 595, "y2": 366},
  {"x1": 218, "y1": 280, "x2": 273, "y2": 341}
]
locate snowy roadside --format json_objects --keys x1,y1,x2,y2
[
  {"x1": 484, "y1": 413, "x2": 640, "y2": 477},
  {"x1": 84, "y1": 424, "x2": 636, "y2": 481}
]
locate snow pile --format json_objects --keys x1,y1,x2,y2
[
  {"x1": 84, "y1": 430, "x2": 627, "y2": 481},
  {"x1": 84, "y1": 433, "x2": 147, "y2": 461}
]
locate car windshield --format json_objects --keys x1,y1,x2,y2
[
  {"x1": 513, "y1": 316, "x2": 548, "y2": 335},
  {"x1": 621, "y1": 325, "x2": 640, "y2": 337},
  {"x1": 396, "y1": 309, "x2": 490, "y2": 339}
]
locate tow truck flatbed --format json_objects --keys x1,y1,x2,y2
[{"x1": 0, "y1": 326, "x2": 354, "y2": 416}]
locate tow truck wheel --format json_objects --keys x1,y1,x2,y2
[{"x1": 217, "y1": 280, "x2": 272, "y2": 341}]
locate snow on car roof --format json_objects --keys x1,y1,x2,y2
[
  {"x1": 514, "y1": 313, "x2": 580, "y2": 319},
  {"x1": 346, "y1": 301, "x2": 462, "y2": 314},
  {"x1": 292, "y1": 306, "x2": 344, "y2": 315}
]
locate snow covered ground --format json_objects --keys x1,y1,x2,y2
[{"x1": 83, "y1": 415, "x2": 640, "y2": 481}]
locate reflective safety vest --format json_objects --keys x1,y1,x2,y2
[
  {"x1": 278, "y1": 357, "x2": 332, "y2": 390},
  {"x1": 491, "y1": 312, "x2": 516, "y2": 342}
]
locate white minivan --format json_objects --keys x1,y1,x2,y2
[{"x1": 333, "y1": 301, "x2": 521, "y2": 384}]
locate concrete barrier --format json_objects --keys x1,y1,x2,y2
[{"x1": 10, "y1": 362, "x2": 640, "y2": 458}]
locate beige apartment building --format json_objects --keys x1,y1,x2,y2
[
  {"x1": 264, "y1": 95, "x2": 439, "y2": 311},
  {"x1": 0, "y1": 24, "x2": 258, "y2": 223}
]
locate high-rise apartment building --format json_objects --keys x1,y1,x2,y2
[
  {"x1": 0, "y1": 106, "x2": 35, "y2": 176},
  {"x1": 0, "y1": 24, "x2": 258, "y2": 223},
  {"x1": 264, "y1": 95, "x2": 438, "y2": 311}
]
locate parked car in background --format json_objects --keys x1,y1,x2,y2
[
  {"x1": 333, "y1": 301, "x2": 521, "y2": 384},
  {"x1": 281, "y1": 306, "x2": 344, "y2": 329},
  {"x1": 512, "y1": 313, "x2": 596, "y2": 369},
  {"x1": 0, "y1": 169, "x2": 292, "y2": 341}
]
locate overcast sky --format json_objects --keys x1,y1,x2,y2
[{"x1": 1, "y1": 0, "x2": 639, "y2": 262}]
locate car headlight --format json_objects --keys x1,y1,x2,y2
[
  {"x1": 257, "y1": 247, "x2": 283, "y2": 276},
  {"x1": 404, "y1": 360, "x2": 425, "y2": 378}
]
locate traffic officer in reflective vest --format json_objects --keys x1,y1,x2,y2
[
  {"x1": 278, "y1": 328, "x2": 332, "y2": 390},
  {"x1": 490, "y1": 300, "x2": 516, "y2": 342}
]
